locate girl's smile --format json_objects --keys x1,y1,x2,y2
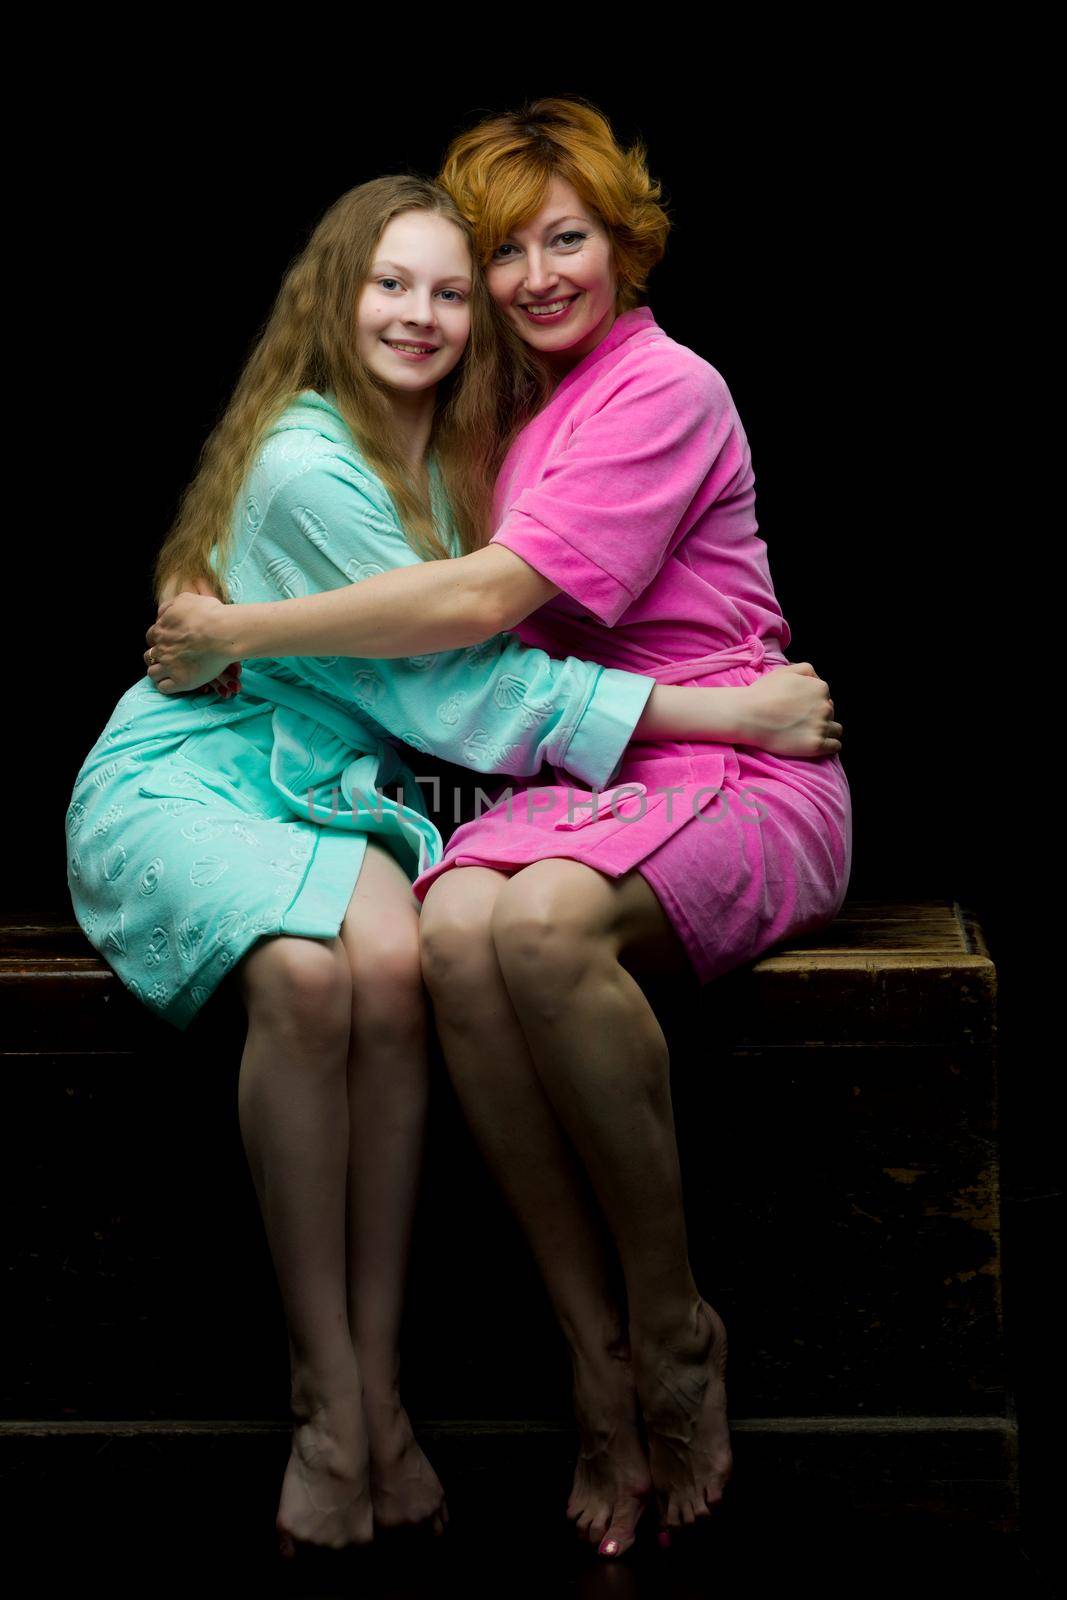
[
  {"x1": 382, "y1": 339, "x2": 442, "y2": 360},
  {"x1": 356, "y1": 209, "x2": 472, "y2": 392}
]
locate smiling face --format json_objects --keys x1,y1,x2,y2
[
  {"x1": 485, "y1": 175, "x2": 618, "y2": 372},
  {"x1": 355, "y1": 209, "x2": 473, "y2": 394}
]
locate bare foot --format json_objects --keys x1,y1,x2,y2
[
  {"x1": 276, "y1": 1395, "x2": 374, "y2": 1560},
  {"x1": 363, "y1": 1393, "x2": 449, "y2": 1537},
  {"x1": 632, "y1": 1298, "x2": 732, "y2": 1541},
  {"x1": 567, "y1": 1343, "x2": 653, "y2": 1559}
]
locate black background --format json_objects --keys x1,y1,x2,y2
[
  {"x1": 10, "y1": 49, "x2": 1051, "y2": 1568},
  {"x1": 27, "y1": 72, "x2": 1005, "y2": 913}
]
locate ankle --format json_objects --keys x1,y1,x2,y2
[
  {"x1": 361, "y1": 1384, "x2": 403, "y2": 1417},
  {"x1": 290, "y1": 1360, "x2": 362, "y2": 1422},
  {"x1": 567, "y1": 1323, "x2": 633, "y2": 1370},
  {"x1": 290, "y1": 1389, "x2": 363, "y2": 1434},
  {"x1": 630, "y1": 1294, "x2": 709, "y2": 1353},
  {"x1": 352, "y1": 1349, "x2": 401, "y2": 1408}
]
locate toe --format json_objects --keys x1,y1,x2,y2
[
  {"x1": 598, "y1": 1491, "x2": 644, "y2": 1558},
  {"x1": 599, "y1": 1521, "x2": 636, "y2": 1559},
  {"x1": 588, "y1": 1511, "x2": 611, "y2": 1548}
]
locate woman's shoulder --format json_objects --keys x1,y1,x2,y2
[{"x1": 591, "y1": 318, "x2": 736, "y2": 422}]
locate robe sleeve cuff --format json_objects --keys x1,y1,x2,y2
[
  {"x1": 556, "y1": 666, "x2": 654, "y2": 789},
  {"x1": 491, "y1": 512, "x2": 635, "y2": 627}
]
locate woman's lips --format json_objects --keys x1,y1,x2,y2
[{"x1": 518, "y1": 293, "x2": 581, "y2": 326}]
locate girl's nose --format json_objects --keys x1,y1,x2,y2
[{"x1": 404, "y1": 292, "x2": 437, "y2": 326}]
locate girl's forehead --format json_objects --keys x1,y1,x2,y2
[
  {"x1": 379, "y1": 210, "x2": 466, "y2": 243},
  {"x1": 375, "y1": 211, "x2": 472, "y2": 262}
]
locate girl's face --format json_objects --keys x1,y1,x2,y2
[
  {"x1": 356, "y1": 211, "x2": 473, "y2": 393},
  {"x1": 485, "y1": 175, "x2": 618, "y2": 367}
]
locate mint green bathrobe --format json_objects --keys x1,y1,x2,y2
[{"x1": 65, "y1": 392, "x2": 653, "y2": 1030}]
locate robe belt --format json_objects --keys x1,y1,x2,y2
[
  {"x1": 641, "y1": 630, "x2": 781, "y2": 685},
  {"x1": 554, "y1": 633, "x2": 782, "y2": 828}
]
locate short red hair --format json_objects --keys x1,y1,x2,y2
[{"x1": 437, "y1": 96, "x2": 671, "y2": 313}]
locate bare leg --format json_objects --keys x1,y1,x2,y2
[
  {"x1": 420, "y1": 867, "x2": 652, "y2": 1558},
  {"x1": 337, "y1": 841, "x2": 447, "y2": 1537},
  {"x1": 490, "y1": 860, "x2": 732, "y2": 1539},
  {"x1": 234, "y1": 933, "x2": 372, "y2": 1559}
]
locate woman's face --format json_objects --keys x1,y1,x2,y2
[
  {"x1": 485, "y1": 175, "x2": 618, "y2": 366},
  {"x1": 356, "y1": 210, "x2": 473, "y2": 393}
]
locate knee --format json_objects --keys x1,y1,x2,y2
[
  {"x1": 238, "y1": 937, "x2": 351, "y2": 1043},
  {"x1": 491, "y1": 873, "x2": 610, "y2": 1001},
  {"x1": 349, "y1": 917, "x2": 424, "y2": 1026},
  {"x1": 418, "y1": 881, "x2": 497, "y2": 1004}
]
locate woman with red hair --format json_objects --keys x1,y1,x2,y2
[{"x1": 148, "y1": 98, "x2": 849, "y2": 1559}]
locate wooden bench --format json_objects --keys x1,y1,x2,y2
[{"x1": 0, "y1": 901, "x2": 1013, "y2": 1529}]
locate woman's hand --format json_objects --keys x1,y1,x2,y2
[
  {"x1": 144, "y1": 593, "x2": 237, "y2": 695},
  {"x1": 153, "y1": 576, "x2": 242, "y2": 698},
  {"x1": 733, "y1": 663, "x2": 843, "y2": 757}
]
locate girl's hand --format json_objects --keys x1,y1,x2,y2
[
  {"x1": 144, "y1": 593, "x2": 235, "y2": 694},
  {"x1": 196, "y1": 663, "x2": 243, "y2": 700},
  {"x1": 735, "y1": 663, "x2": 843, "y2": 758}
]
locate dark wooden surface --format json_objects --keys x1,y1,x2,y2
[
  {"x1": 0, "y1": 898, "x2": 996, "y2": 1051},
  {"x1": 0, "y1": 1427, "x2": 1044, "y2": 1591},
  {"x1": 0, "y1": 900, "x2": 1014, "y2": 1526}
]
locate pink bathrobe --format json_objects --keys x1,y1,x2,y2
[{"x1": 411, "y1": 307, "x2": 852, "y2": 983}]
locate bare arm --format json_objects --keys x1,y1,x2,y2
[
  {"x1": 146, "y1": 577, "x2": 840, "y2": 758},
  {"x1": 146, "y1": 548, "x2": 759, "y2": 740},
  {"x1": 206, "y1": 544, "x2": 545, "y2": 661}
]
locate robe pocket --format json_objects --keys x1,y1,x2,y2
[
  {"x1": 552, "y1": 782, "x2": 653, "y2": 830},
  {"x1": 531, "y1": 754, "x2": 730, "y2": 878},
  {"x1": 136, "y1": 761, "x2": 211, "y2": 806},
  {"x1": 136, "y1": 729, "x2": 267, "y2": 817}
]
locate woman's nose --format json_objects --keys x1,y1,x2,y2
[{"x1": 524, "y1": 250, "x2": 559, "y2": 295}]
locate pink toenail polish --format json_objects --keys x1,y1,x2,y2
[
  {"x1": 658, "y1": 1530, "x2": 672, "y2": 1548},
  {"x1": 602, "y1": 1540, "x2": 619, "y2": 1556}
]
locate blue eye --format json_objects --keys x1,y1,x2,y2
[
  {"x1": 379, "y1": 277, "x2": 401, "y2": 290},
  {"x1": 437, "y1": 289, "x2": 464, "y2": 302}
]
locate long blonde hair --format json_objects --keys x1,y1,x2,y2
[{"x1": 154, "y1": 175, "x2": 547, "y2": 602}]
